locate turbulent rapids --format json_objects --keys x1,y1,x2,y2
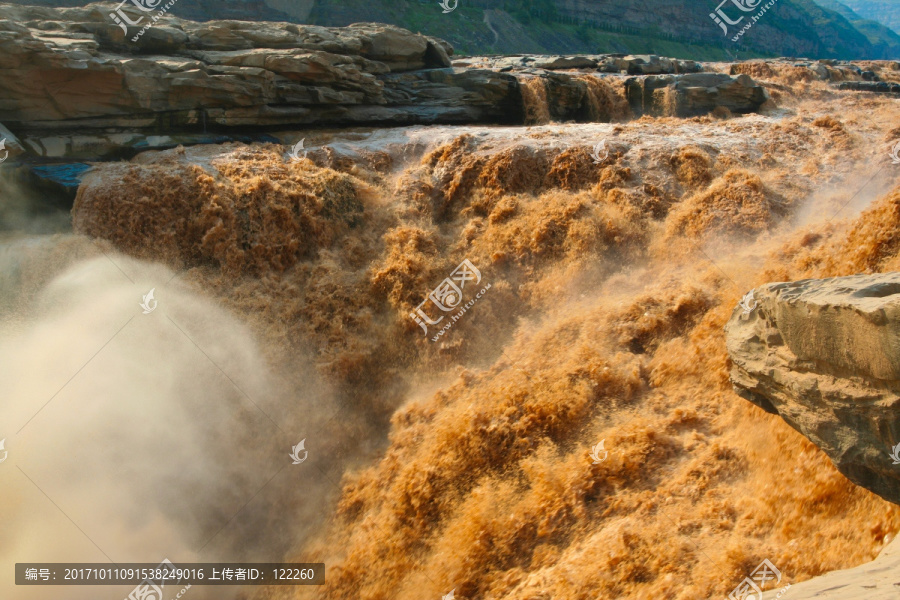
[{"x1": 2, "y1": 60, "x2": 900, "y2": 600}]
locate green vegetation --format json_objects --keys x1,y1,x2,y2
[
  {"x1": 21, "y1": 0, "x2": 856, "y2": 59},
  {"x1": 497, "y1": 0, "x2": 559, "y2": 24},
  {"x1": 813, "y1": 0, "x2": 900, "y2": 56},
  {"x1": 30, "y1": 0, "x2": 899, "y2": 59},
  {"x1": 503, "y1": 20, "x2": 768, "y2": 60},
  {"x1": 311, "y1": 0, "x2": 767, "y2": 59},
  {"x1": 830, "y1": 0, "x2": 900, "y2": 35}
]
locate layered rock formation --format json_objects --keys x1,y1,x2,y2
[
  {"x1": 731, "y1": 58, "x2": 899, "y2": 82},
  {"x1": 726, "y1": 273, "x2": 900, "y2": 506},
  {"x1": 458, "y1": 53, "x2": 703, "y2": 75},
  {"x1": 5, "y1": 3, "x2": 900, "y2": 204},
  {"x1": 6, "y1": 2, "x2": 897, "y2": 166},
  {"x1": 0, "y1": 2, "x2": 774, "y2": 162},
  {"x1": 625, "y1": 73, "x2": 768, "y2": 117}
]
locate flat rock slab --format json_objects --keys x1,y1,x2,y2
[
  {"x1": 726, "y1": 272, "x2": 900, "y2": 506},
  {"x1": 761, "y1": 535, "x2": 900, "y2": 599}
]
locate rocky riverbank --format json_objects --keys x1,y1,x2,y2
[{"x1": 4, "y1": 2, "x2": 896, "y2": 164}]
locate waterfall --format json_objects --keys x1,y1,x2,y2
[
  {"x1": 578, "y1": 74, "x2": 631, "y2": 122},
  {"x1": 653, "y1": 85, "x2": 680, "y2": 117},
  {"x1": 519, "y1": 76, "x2": 551, "y2": 125}
]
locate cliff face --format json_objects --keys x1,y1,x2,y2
[
  {"x1": 727, "y1": 273, "x2": 900, "y2": 507},
  {"x1": 5, "y1": 0, "x2": 900, "y2": 59}
]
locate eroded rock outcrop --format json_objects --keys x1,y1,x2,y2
[
  {"x1": 726, "y1": 273, "x2": 900, "y2": 506},
  {"x1": 458, "y1": 53, "x2": 702, "y2": 75},
  {"x1": 730, "y1": 58, "x2": 889, "y2": 82},
  {"x1": 0, "y1": 2, "x2": 775, "y2": 162},
  {"x1": 626, "y1": 73, "x2": 769, "y2": 117}
]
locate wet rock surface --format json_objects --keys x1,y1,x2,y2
[
  {"x1": 1, "y1": 4, "x2": 897, "y2": 167},
  {"x1": 0, "y1": 4, "x2": 769, "y2": 161},
  {"x1": 726, "y1": 273, "x2": 900, "y2": 507},
  {"x1": 626, "y1": 72, "x2": 769, "y2": 117},
  {"x1": 729, "y1": 58, "x2": 897, "y2": 82},
  {"x1": 459, "y1": 53, "x2": 702, "y2": 75}
]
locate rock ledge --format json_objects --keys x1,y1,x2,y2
[{"x1": 726, "y1": 272, "x2": 900, "y2": 506}]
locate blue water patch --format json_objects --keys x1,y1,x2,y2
[{"x1": 29, "y1": 163, "x2": 93, "y2": 190}]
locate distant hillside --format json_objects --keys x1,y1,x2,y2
[
  {"x1": 814, "y1": 0, "x2": 900, "y2": 56},
  {"x1": 5, "y1": 0, "x2": 900, "y2": 59},
  {"x1": 824, "y1": 0, "x2": 900, "y2": 36}
]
